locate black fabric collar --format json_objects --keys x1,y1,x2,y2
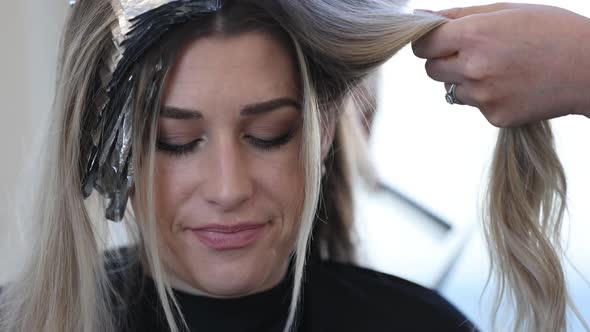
[{"x1": 124, "y1": 259, "x2": 297, "y2": 332}]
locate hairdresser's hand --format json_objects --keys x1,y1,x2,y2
[{"x1": 412, "y1": 3, "x2": 590, "y2": 127}]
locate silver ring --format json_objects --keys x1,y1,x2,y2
[{"x1": 445, "y1": 83, "x2": 463, "y2": 105}]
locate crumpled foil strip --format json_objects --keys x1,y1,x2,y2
[{"x1": 80, "y1": 0, "x2": 222, "y2": 221}]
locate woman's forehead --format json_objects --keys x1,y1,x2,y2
[{"x1": 162, "y1": 31, "x2": 300, "y2": 110}]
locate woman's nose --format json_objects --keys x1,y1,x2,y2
[{"x1": 202, "y1": 137, "x2": 254, "y2": 211}]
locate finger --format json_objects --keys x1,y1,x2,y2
[
  {"x1": 425, "y1": 55, "x2": 464, "y2": 83},
  {"x1": 412, "y1": 22, "x2": 462, "y2": 59},
  {"x1": 437, "y1": 3, "x2": 520, "y2": 19},
  {"x1": 444, "y1": 82, "x2": 476, "y2": 107}
]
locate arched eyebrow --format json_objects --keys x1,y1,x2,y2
[
  {"x1": 160, "y1": 106, "x2": 203, "y2": 120},
  {"x1": 241, "y1": 98, "x2": 301, "y2": 116},
  {"x1": 160, "y1": 97, "x2": 301, "y2": 119}
]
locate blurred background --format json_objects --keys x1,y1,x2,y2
[{"x1": 1, "y1": 0, "x2": 588, "y2": 331}]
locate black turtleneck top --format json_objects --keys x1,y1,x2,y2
[{"x1": 107, "y1": 248, "x2": 478, "y2": 332}]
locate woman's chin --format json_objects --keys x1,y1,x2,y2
[
  {"x1": 165, "y1": 225, "x2": 294, "y2": 298},
  {"x1": 167, "y1": 225, "x2": 292, "y2": 298}
]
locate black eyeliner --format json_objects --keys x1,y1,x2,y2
[
  {"x1": 157, "y1": 128, "x2": 296, "y2": 157},
  {"x1": 247, "y1": 131, "x2": 294, "y2": 151},
  {"x1": 156, "y1": 139, "x2": 201, "y2": 156}
]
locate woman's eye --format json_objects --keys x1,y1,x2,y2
[
  {"x1": 156, "y1": 138, "x2": 203, "y2": 157},
  {"x1": 156, "y1": 130, "x2": 296, "y2": 157},
  {"x1": 247, "y1": 130, "x2": 295, "y2": 151}
]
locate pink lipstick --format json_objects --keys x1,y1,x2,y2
[{"x1": 191, "y1": 223, "x2": 266, "y2": 250}]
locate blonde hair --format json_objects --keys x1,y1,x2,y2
[
  {"x1": 0, "y1": 1, "x2": 582, "y2": 332},
  {"x1": 485, "y1": 124, "x2": 588, "y2": 332}
]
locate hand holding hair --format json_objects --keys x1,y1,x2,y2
[
  {"x1": 416, "y1": 4, "x2": 590, "y2": 331},
  {"x1": 412, "y1": 3, "x2": 590, "y2": 127}
]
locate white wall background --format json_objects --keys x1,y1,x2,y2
[
  {"x1": 0, "y1": 0, "x2": 588, "y2": 331},
  {"x1": 0, "y1": 0, "x2": 67, "y2": 283}
]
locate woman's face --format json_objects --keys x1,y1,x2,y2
[{"x1": 148, "y1": 31, "x2": 305, "y2": 298}]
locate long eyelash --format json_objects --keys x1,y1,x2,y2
[
  {"x1": 247, "y1": 131, "x2": 295, "y2": 151},
  {"x1": 156, "y1": 139, "x2": 201, "y2": 157}
]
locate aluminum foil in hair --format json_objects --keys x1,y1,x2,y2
[{"x1": 80, "y1": 0, "x2": 223, "y2": 221}]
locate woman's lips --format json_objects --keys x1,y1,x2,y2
[{"x1": 190, "y1": 223, "x2": 266, "y2": 251}]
